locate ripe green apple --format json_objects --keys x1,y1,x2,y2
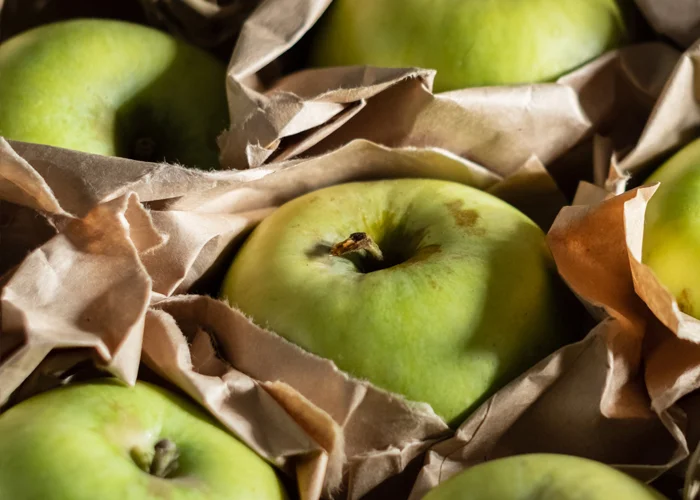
[
  {"x1": 422, "y1": 454, "x2": 666, "y2": 499},
  {"x1": 643, "y1": 137, "x2": 700, "y2": 318},
  {"x1": 0, "y1": 380, "x2": 288, "y2": 500},
  {"x1": 0, "y1": 19, "x2": 229, "y2": 169},
  {"x1": 309, "y1": 0, "x2": 627, "y2": 92},
  {"x1": 220, "y1": 179, "x2": 568, "y2": 426}
]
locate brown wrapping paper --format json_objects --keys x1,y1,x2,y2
[
  {"x1": 634, "y1": 0, "x2": 700, "y2": 49},
  {"x1": 598, "y1": 40, "x2": 700, "y2": 193},
  {"x1": 0, "y1": 134, "x2": 569, "y2": 498}
]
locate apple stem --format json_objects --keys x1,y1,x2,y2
[
  {"x1": 330, "y1": 232, "x2": 384, "y2": 262},
  {"x1": 150, "y1": 439, "x2": 180, "y2": 478}
]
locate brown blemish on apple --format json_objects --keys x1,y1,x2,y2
[
  {"x1": 445, "y1": 200, "x2": 485, "y2": 236},
  {"x1": 678, "y1": 288, "x2": 694, "y2": 316}
]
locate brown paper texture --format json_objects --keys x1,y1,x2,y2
[
  {"x1": 596, "y1": 40, "x2": 700, "y2": 191},
  {"x1": 634, "y1": 0, "x2": 700, "y2": 48}
]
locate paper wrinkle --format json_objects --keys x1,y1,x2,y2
[
  {"x1": 228, "y1": 0, "x2": 331, "y2": 80},
  {"x1": 0, "y1": 138, "x2": 66, "y2": 216},
  {"x1": 634, "y1": 0, "x2": 700, "y2": 48},
  {"x1": 0, "y1": 192, "x2": 152, "y2": 406},
  {"x1": 613, "y1": 41, "x2": 700, "y2": 181}
]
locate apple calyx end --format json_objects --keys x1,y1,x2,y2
[{"x1": 330, "y1": 232, "x2": 384, "y2": 262}]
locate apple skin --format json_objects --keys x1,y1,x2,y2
[
  {"x1": 0, "y1": 19, "x2": 229, "y2": 169},
  {"x1": 309, "y1": 0, "x2": 627, "y2": 92},
  {"x1": 422, "y1": 454, "x2": 666, "y2": 499},
  {"x1": 643, "y1": 137, "x2": 700, "y2": 318},
  {"x1": 220, "y1": 179, "x2": 568, "y2": 426},
  {"x1": 0, "y1": 380, "x2": 288, "y2": 500}
]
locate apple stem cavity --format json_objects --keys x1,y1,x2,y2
[
  {"x1": 330, "y1": 232, "x2": 385, "y2": 264},
  {"x1": 131, "y1": 439, "x2": 180, "y2": 479}
]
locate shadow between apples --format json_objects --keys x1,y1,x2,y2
[{"x1": 110, "y1": 39, "x2": 230, "y2": 171}]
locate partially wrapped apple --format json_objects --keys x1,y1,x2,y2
[
  {"x1": 221, "y1": 178, "x2": 572, "y2": 426},
  {"x1": 642, "y1": 138, "x2": 700, "y2": 318}
]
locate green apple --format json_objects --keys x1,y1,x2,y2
[
  {"x1": 422, "y1": 454, "x2": 666, "y2": 499},
  {"x1": 0, "y1": 380, "x2": 288, "y2": 500},
  {"x1": 0, "y1": 19, "x2": 229, "y2": 169},
  {"x1": 642, "y1": 137, "x2": 700, "y2": 318},
  {"x1": 220, "y1": 179, "x2": 568, "y2": 426},
  {"x1": 309, "y1": 0, "x2": 627, "y2": 92}
]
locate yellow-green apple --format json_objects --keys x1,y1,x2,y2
[
  {"x1": 643, "y1": 137, "x2": 700, "y2": 318},
  {"x1": 309, "y1": 0, "x2": 628, "y2": 92},
  {"x1": 0, "y1": 380, "x2": 288, "y2": 500},
  {"x1": 0, "y1": 19, "x2": 229, "y2": 169},
  {"x1": 422, "y1": 454, "x2": 666, "y2": 499},
  {"x1": 220, "y1": 179, "x2": 569, "y2": 426}
]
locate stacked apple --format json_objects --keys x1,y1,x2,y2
[{"x1": 0, "y1": 2, "x2": 672, "y2": 500}]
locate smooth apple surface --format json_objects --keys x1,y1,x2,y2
[
  {"x1": 422, "y1": 454, "x2": 666, "y2": 499},
  {"x1": 221, "y1": 179, "x2": 568, "y2": 426},
  {"x1": 0, "y1": 380, "x2": 288, "y2": 500},
  {"x1": 310, "y1": 0, "x2": 627, "y2": 92},
  {"x1": 643, "y1": 137, "x2": 700, "y2": 318},
  {"x1": 0, "y1": 19, "x2": 229, "y2": 169}
]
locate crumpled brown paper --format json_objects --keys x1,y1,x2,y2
[
  {"x1": 634, "y1": 0, "x2": 700, "y2": 49},
  {"x1": 0, "y1": 133, "x2": 570, "y2": 499},
  {"x1": 597, "y1": 40, "x2": 700, "y2": 194}
]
